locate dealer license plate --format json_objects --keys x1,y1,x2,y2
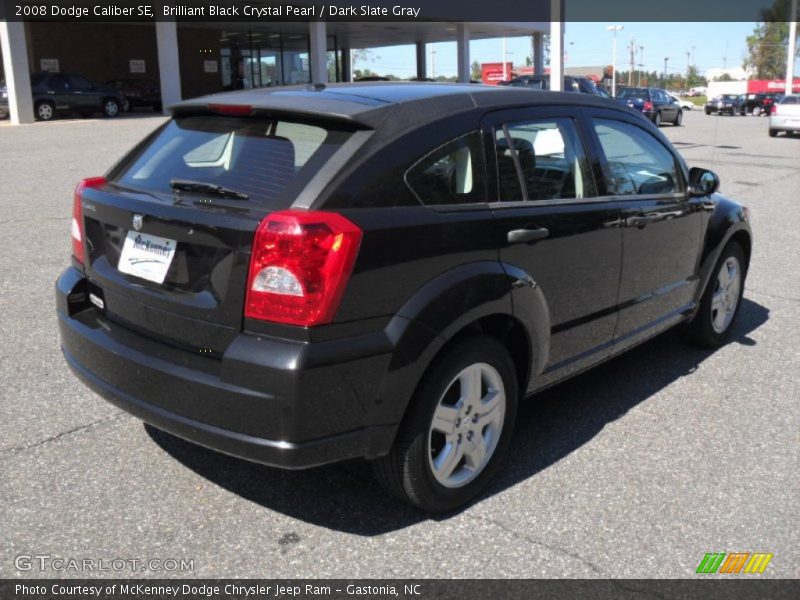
[{"x1": 118, "y1": 231, "x2": 176, "y2": 284}]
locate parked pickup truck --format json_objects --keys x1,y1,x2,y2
[{"x1": 769, "y1": 95, "x2": 800, "y2": 137}]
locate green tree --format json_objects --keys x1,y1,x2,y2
[
  {"x1": 686, "y1": 65, "x2": 707, "y2": 88},
  {"x1": 713, "y1": 73, "x2": 734, "y2": 82},
  {"x1": 743, "y1": 0, "x2": 799, "y2": 81},
  {"x1": 471, "y1": 60, "x2": 482, "y2": 80}
]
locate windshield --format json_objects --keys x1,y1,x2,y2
[
  {"x1": 112, "y1": 116, "x2": 353, "y2": 207},
  {"x1": 618, "y1": 88, "x2": 648, "y2": 100}
]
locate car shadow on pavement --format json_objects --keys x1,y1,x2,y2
[{"x1": 146, "y1": 297, "x2": 769, "y2": 535}]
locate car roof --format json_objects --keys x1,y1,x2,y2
[{"x1": 171, "y1": 81, "x2": 619, "y2": 128}]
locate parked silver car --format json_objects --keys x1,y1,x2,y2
[{"x1": 769, "y1": 95, "x2": 800, "y2": 137}]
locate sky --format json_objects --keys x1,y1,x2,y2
[{"x1": 352, "y1": 22, "x2": 777, "y2": 79}]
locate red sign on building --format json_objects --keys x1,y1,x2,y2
[
  {"x1": 481, "y1": 62, "x2": 514, "y2": 85},
  {"x1": 747, "y1": 79, "x2": 800, "y2": 94}
]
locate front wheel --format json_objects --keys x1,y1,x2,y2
[
  {"x1": 373, "y1": 335, "x2": 518, "y2": 512},
  {"x1": 753, "y1": 106, "x2": 762, "y2": 117},
  {"x1": 102, "y1": 98, "x2": 120, "y2": 118},
  {"x1": 674, "y1": 110, "x2": 683, "y2": 126},
  {"x1": 35, "y1": 101, "x2": 55, "y2": 121},
  {"x1": 685, "y1": 242, "x2": 746, "y2": 348}
]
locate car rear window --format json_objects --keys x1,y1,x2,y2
[
  {"x1": 112, "y1": 116, "x2": 353, "y2": 206},
  {"x1": 618, "y1": 88, "x2": 648, "y2": 100}
]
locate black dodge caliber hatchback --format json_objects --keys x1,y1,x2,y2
[{"x1": 57, "y1": 83, "x2": 752, "y2": 511}]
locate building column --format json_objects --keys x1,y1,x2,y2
[
  {"x1": 156, "y1": 22, "x2": 181, "y2": 113},
  {"x1": 549, "y1": 0, "x2": 564, "y2": 92},
  {"x1": 341, "y1": 47, "x2": 352, "y2": 82},
  {"x1": 532, "y1": 32, "x2": 545, "y2": 76},
  {"x1": 456, "y1": 23, "x2": 470, "y2": 83},
  {"x1": 415, "y1": 41, "x2": 427, "y2": 80},
  {"x1": 309, "y1": 21, "x2": 328, "y2": 84},
  {"x1": 0, "y1": 21, "x2": 35, "y2": 125}
]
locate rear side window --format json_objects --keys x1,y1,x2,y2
[
  {"x1": 781, "y1": 96, "x2": 798, "y2": 104},
  {"x1": 593, "y1": 118, "x2": 681, "y2": 196},
  {"x1": 113, "y1": 116, "x2": 352, "y2": 206},
  {"x1": 495, "y1": 118, "x2": 595, "y2": 202},
  {"x1": 405, "y1": 131, "x2": 485, "y2": 206}
]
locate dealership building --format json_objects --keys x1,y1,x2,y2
[{"x1": 0, "y1": 19, "x2": 563, "y2": 125}]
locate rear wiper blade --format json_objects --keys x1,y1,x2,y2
[{"x1": 169, "y1": 178, "x2": 249, "y2": 200}]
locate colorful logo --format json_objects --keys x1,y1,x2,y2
[{"x1": 696, "y1": 552, "x2": 773, "y2": 574}]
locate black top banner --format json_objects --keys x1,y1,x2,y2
[{"x1": 1, "y1": 0, "x2": 799, "y2": 22}]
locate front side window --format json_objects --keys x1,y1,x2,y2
[
  {"x1": 494, "y1": 118, "x2": 595, "y2": 202},
  {"x1": 69, "y1": 76, "x2": 93, "y2": 91},
  {"x1": 405, "y1": 132, "x2": 484, "y2": 206},
  {"x1": 593, "y1": 118, "x2": 681, "y2": 196}
]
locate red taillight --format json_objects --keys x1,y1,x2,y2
[
  {"x1": 208, "y1": 104, "x2": 253, "y2": 116},
  {"x1": 245, "y1": 210, "x2": 362, "y2": 326},
  {"x1": 71, "y1": 177, "x2": 106, "y2": 264},
  {"x1": 643, "y1": 101, "x2": 654, "y2": 111}
]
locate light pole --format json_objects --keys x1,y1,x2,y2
[
  {"x1": 502, "y1": 37, "x2": 508, "y2": 81},
  {"x1": 786, "y1": 0, "x2": 797, "y2": 95},
  {"x1": 606, "y1": 25, "x2": 624, "y2": 97},
  {"x1": 430, "y1": 47, "x2": 436, "y2": 79},
  {"x1": 638, "y1": 45, "x2": 644, "y2": 86},
  {"x1": 663, "y1": 57, "x2": 669, "y2": 88}
]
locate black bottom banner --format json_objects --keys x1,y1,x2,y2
[{"x1": 2, "y1": 579, "x2": 799, "y2": 600}]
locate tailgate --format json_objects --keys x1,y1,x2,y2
[
  {"x1": 78, "y1": 113, "x2": 359, "y2": 353},
  {"x1": 82, "y1": 186, "x2": 261, "y2": 354}
]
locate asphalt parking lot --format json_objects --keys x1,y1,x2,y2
[{"x1": 1, "y1": 108, "x2": 798, "y2": 579}]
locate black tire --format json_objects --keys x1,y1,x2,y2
[
  {"x1": 769, "y1": 128, "x2": 778, "y2": 137},
  {"x1": 673, "y1": 110, "x2": 683, "y2": 126},
  {"x1": 705, "y1": 108, "x2": 711, "y2": 115},
  {"x1": 653, "y1": 111, "x2": 662, "y2": 127},
  {"x1": 685, "y1": 242, "x2": 747, "y2": 348},
  {"x1": 35, "y1": 101, "x2": 55, "y2": 121},
  {"x1": 102, "y1": 98, "x2": 120, "y2": 118},
  {"x1": 373, "y1": 335, "x2": 518, "y2": 512}
]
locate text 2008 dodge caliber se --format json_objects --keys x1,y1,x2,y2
[{"x1": 57, "y1": 83, "x2": 752, "y2": 511}]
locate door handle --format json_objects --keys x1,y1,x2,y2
[
  {"x1": 625, "y1": 215, "x2": 659, "y2": 228},
  {"x1": 507, "y1": 227, "x2": 550, "y2": 244}
]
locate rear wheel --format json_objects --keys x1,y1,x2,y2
[
  {"x1": 35, "y1": 101, "x2": 55, "y2": 121},
  {"x1": 685, "y1": 242, "x2": 746, "y2": 348},
  {"x1": 373, "y1": 335, "x2": 518, "y2": 512}
]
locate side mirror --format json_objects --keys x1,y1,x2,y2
[{"x1": 688, "y1": 167, "x2": 720, "y2": 196}]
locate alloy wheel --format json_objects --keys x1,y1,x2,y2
[
  {"x1": 37, "y1": 103, "x2": 53, "y2": 120},
  {"x1": 428, "y1": 362, "x2": 506, "y2": 488},
  {"x1": 711, "y1": 256, "x2": 741, "y2": 334}
]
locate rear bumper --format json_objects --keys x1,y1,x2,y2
[
  {"x1": 56, "y1": 267, "x2": 400, "y2": 468},
  {"x1": 769, "y1": 115, "x2": 800, "y2": 131}
]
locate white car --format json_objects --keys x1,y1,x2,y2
[
  {"x1": 769, "y1": 95, "x2": 800, "y2": 137},
  {"x1": 669, "y1": 93, "x2": 694, "y2": 110}
]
